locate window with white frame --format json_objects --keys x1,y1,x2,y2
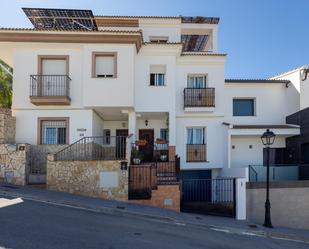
[
  {"x1": 40, "y1": 120, "x2": 68, "y2": 145},
  {"x1": 92, "y1": 52, "x2": 117, "y2": 78},
  {"x1": 186, "y1": 127, "x2": 205, "y2": 144},
  {"x1": 187, "y1": 75, "x2": 207, "y2": 88},
  {"x1": 103, "y1": 129, "x2": 111, "y2": 144},
  {"x1": 150, "y1": 65, "x2": 166, "y2": 86}
]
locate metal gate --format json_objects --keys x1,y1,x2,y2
[{"x1": 181, "y1": 178, "x2": 236, "y2": 217}]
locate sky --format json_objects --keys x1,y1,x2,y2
[{"x1": 0, "y1": 0, "x2": 308, "y2": 79}]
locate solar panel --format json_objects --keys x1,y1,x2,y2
[
  {"x1": 22, "y1": 8, "x2": 98, "y2": 31},
  {"x1": 181, "y1": 35, "x2": 209, "y2": 52},
  {"x1": 182, "y1": 16, "x2": 220, "y2": 24}
]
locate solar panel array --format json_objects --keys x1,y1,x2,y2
[
  {"x1": 182, "y1": 16, "x2": 220, "y2": 24},
  {"x1": 181, "y1": 35, "x2": 209, "y2": 52},
  {"x1": 23, "y1": 8, "x2": 98, "y2": 31}
]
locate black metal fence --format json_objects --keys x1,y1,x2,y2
[
  {"x1": 186, "y1": 144, "x2": 207, "y2": 162},
  {"x1": 55, "y1": 136, "x2": 127, "y2": 161},
  {"x1": 30, "y1": 75, "x2": 70, "y2": 97},
  {"x1": 184, "y1": 88, "x2": 215, "y2": 107},
  {"x1": 181, "y1": 178, "x2": 236, "y2": 217}
]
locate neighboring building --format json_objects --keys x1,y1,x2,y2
[{"x1": 0, "y1": 8, "x2": 306, "y2": 216}]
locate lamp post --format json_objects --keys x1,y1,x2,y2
[{"x1": 261, "y1": 129, "x2": 276, "y2": 228}]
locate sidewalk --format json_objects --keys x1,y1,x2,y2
[{"x1": 0, "y1": 183, "x2": 308, "y2": 243}]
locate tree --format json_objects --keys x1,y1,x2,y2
[{"x1": 0, "y1": 61, "x2": 12, "y2": 108}]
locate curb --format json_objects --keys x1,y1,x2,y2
[
  {"x1": 0, "y1": 190, "x2": 177, "y2": 223},
  {"x1": 1, "y1": 189, "x2": 308, "y2": 244}
]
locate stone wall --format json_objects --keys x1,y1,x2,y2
[
  {"x1": 0, "y1": 144, "x2": 31, "y2": 185},
  {"x1": 131, "y1": 184, "x2": 180, "y2": 212},
  {"x1": 0, "y1": 109, "x2": 15, "y2": 144},
  {"x1": 247, "y1": 181, "x2": 309, "y2": 230},
  {"x1": 47, "y1": 159, "x2": 128, "y2": 201}
]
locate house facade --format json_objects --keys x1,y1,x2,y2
[{"x1": 0, "y1": 8, "x2": 306, "y2": 217}]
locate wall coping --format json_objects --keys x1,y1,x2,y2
[{"x1": 247, "y1": 181, "x2": 309, "y2": 189}]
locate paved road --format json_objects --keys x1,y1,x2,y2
[{"x1": 0, "y1": 197, "x2": 307, "y2": 249}]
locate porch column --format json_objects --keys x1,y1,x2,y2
[
  {"x1": 128, "y1": 111, "x2": 136, "y2": 142},
  {"x1": 168, "y1": 110, "x2": 176, "y2": 160},
  {"x1": 227, "y1": 133, "x2": 232, "y2": 168}
]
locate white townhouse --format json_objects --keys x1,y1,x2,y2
[{"x1": 0, "y1": 8, "x2": 306, "y2": 216}]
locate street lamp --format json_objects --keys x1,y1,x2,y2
[{"x1": 261, "y1": 129, "x2": 276, "y2": 228}]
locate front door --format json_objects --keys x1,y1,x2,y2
[
  {"x1": 139, "y1": 129, "x2": 154, "y2": 162},
  {"x1": 116, "y1": 129, "x2": 128, "y2": 159}
]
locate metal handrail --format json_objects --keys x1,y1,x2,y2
[{"x1": 55, "y1": 136, "x2": 127, "y2": 161}]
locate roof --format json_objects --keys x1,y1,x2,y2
[
  {"x1": 94, "y1": 15, "x2": 220, "y2": 24},
  {"x1": 232, "y1": 125, "x2": 299, "y2": 129},
  {"x1": 270, "y1": 65, "x2": 308, "y2": 79},
  {"x1": 0, "y1": 28, "x2": 143, "y2": 51},
  {"x1": 0, "y1": 27, "x2": 141, "y2": 34},
  {"x1": 225, "y1": 79, "x2": 290, "y2": 84},
  {"x1": 181, "y1": 52, "x2": 227, "y2": 56}
]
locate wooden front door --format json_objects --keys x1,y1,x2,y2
[
  {"x1": 116, "y1": 129, "x2": 128, "y2": 159},
  {"x1": 139, "y1": 129, "x2": 154, "y2": 162}
]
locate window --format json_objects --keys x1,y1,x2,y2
[
  {"x1": 92, "y1": 52, "x2": 117, "y2": 78},
  {"x1": 149, "y1": 36, "x2": 168, "y2": 43},
  {"x1": 233, "y1": 99, "x2": 255, "y2": 116},
  {"x1": 186, "y1": 127, "x2": 206, "y2": 162},
  {"x1": 39, "y1": 118, "x2": 69, "y2": 145},
  {"x1": 150, "y1": 65, "x2": 166, "y2": 86},
  {"x1": 160, "y1": 129, "x2": 169, "y2": 142},
  {"x1": 187, "y1": 127, "x2": 205, "y2": 144},
  {"x1": 103, "y1": 129, "x2": 111, "y2": 144},
  {"x1": 187, "y1": 75, "x2": 207, "y2": 88}
]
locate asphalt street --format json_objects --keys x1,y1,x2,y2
[{"x1": 0, "y1": 196, "x2": 308, "y2": 249}]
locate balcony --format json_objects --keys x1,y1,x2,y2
[
  {"x1": 186, "y1": 144, "x2": 207, "y2": 162},
  {"x1": 30, "y1": 75, "x2": 71, "y2": 105},
  {"x1": 184, "y1": 88, "x2": 215, "y2": 111}
]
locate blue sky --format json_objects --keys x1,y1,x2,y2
[{"x1": 1, "y1": 0, "x2": 308, "y2": 79}]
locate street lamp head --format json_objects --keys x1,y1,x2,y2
[{"x1": 261, "y1": 129, "x2": 276, "y2": 146}]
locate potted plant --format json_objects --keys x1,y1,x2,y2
[{"x1": 132, "y1": 147, "x2": 142, "y2": 165}]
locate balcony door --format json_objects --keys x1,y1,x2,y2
[
  {"x1": 187, "y1": 75, "x2": 207, "y2": 88},
  {"x1": 38, "y1": 55, "x2": 69, "y2": 96},
  {"x1": 187, "y1": 75, "x2": 208, "y2": 107}
]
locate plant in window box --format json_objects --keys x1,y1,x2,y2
[
  {"x1": 156, "y1": 138, "x2": 167, "y2": 144},
  {"x1": 131, "y1": 147, "x2": 142, "y2": 165},
  {"x1": 135, "y1": 139, "x2": 147, "y2": 146}
]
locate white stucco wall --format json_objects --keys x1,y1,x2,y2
[
  {"x1": 225, "y1": 83, "x2": 290, "y2": 125},
  {"x1": 12, "y1": 43, "x2": 84, "y2": 110},
  {"x1": 176, "y1": 117, "x2": 225, "y2": 170},
  {"x1": 14, "y1": 109, "x2": 94, "y2": 145},
  {"x1": 82, "y1": 44, "x2": 136, "y2": 108},
  {"x1": 92, "y1": 111, "x2": 104, "y2": 137},
  {"x1": 230, "y1": 136, "x2": 286, "y2": 168},
  {"x1": 134, "y1": 47, "x2": 177, "y2": 113}
]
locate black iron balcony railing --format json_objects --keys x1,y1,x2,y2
[
  {"x1": 30, "y1": 75, "x2": 71, "y2": 97},
  {"x1": 186, "y1": 144, "x2": 207, "y2": 162},
  {"x1": 184, "y1": 88, "x2": 215, "y2": 108}
]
